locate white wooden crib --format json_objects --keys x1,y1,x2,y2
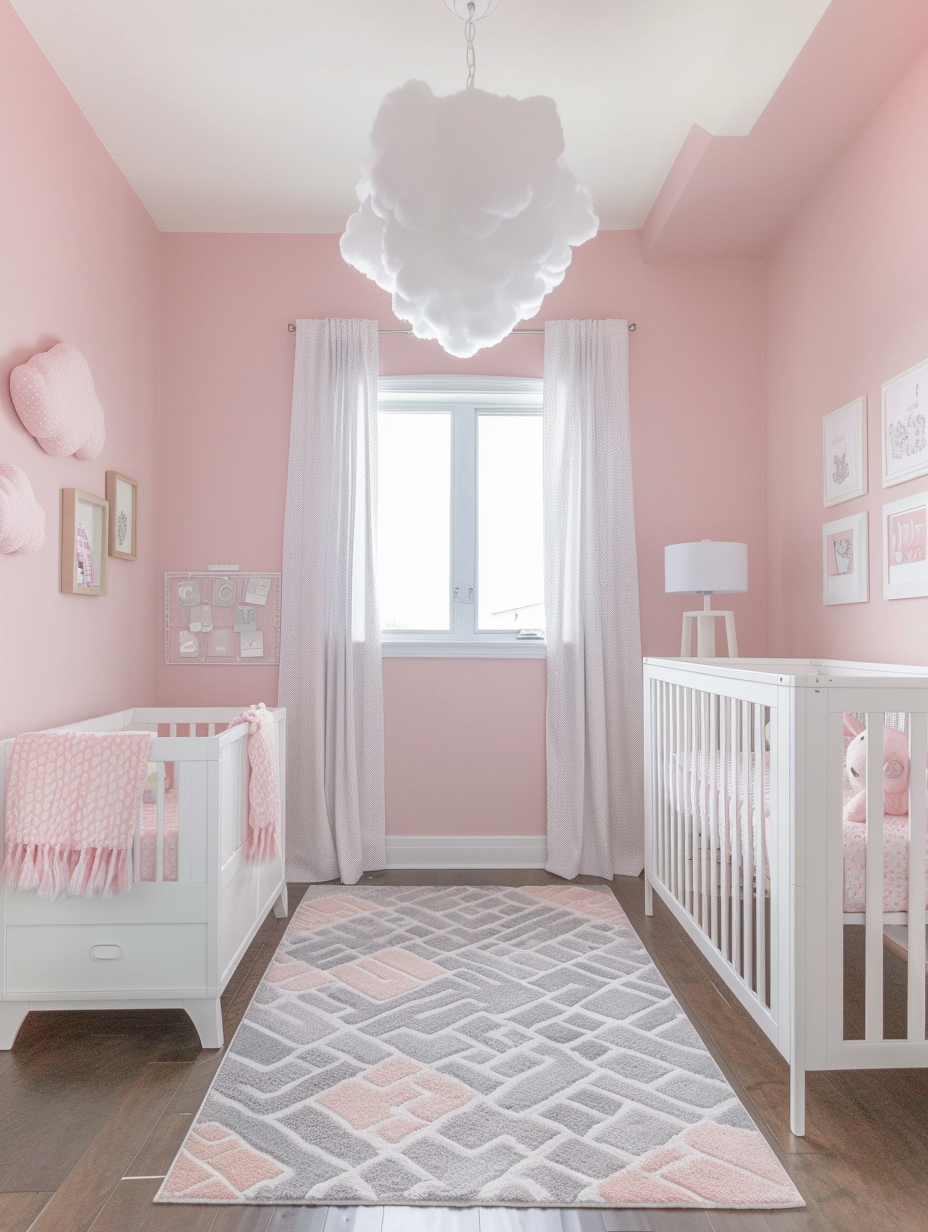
[
  {"x1": 0, "y1": 706, "x2": 287, "y2": 1051},
  {"x1": 644, "y1": 658, "x2": 928, "y2": 1136}
]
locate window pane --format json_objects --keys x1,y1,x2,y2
[
  {"x1": 378, "y1": 410, "x2": 451, "y2": 631},
  {"x1": 477, "y1": 413, "x2": 545, "y2": 631}
]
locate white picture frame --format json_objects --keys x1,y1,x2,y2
[
  {"x1": 882, "y1": 357, "x2": 928, "y2": 487},
  {"x1": 823, "y1": 511, "x2": 868, "y2": 605},
  {"x1": 823, "y1": 396, "x2": 867, "y2": 505},
  {"x1": 882, "y1": 489, "x2": 928, "y2": 599}
]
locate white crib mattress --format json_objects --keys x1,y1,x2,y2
[{"x1": 669, "y1": 752, "x2": 927, "y2": 914}]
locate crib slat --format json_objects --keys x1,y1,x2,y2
[
  {"x1": 741, "y1": 699, "x2": 754, "y2": 992},
  {"x1": 709, "y1": 691, "x2": 719, "y2": 947},
  {"x1": 667, "y1": 683, "x2": 676, "y2": 899},
  {"x1": 720, "y1": 694, "x2": 731, "y2": 965},
  {"x1": 754, "y1": 701, "x2": 767, "y2": 1006},
  {"x1": 864, "y1": 712, "x2": 885, "y2": 1042},
  {"x1": 674, "y1": 685, "x2": 683, "y2": 902},
  {"x1": 155, "y1": 761, "x2": 165, "y2": 883},
  {"x1": 660, "y1": 680, "x2": 665, "y2": 891},
  {"x1": 698, "y1": 690, "x2": 708, "y2": 933},
  {"x1": 133, "y1": 798, "x2": 142, "y2": 883},
  {"x1": 730, "y1": 697, "x2": 742, "y2": 975},
  {"x1": 907, "y1": 712, "x2": 927, "y2": 1041},
  {"x1": 683, "y1": 686, "x2": 693, "y2": 915}
]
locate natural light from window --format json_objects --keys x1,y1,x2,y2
[
  {"x1": 477, "y1": 413, "x2": 545, "y2": 632},
  {"x1": 378, "y1": 410, "x2": 451, "y2": 631}
]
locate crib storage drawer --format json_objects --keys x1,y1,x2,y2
[{"x1": 4, "y1": 923, "x2": 207, "y2": 995}]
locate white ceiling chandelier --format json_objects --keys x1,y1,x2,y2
[{"x1": 339, "y1": 0, "x2": 599, "y2": 359}]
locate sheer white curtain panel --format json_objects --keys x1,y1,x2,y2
[
  {"x1": 543, "y1": 319, "x2": 644, "y2": 879},
  {"x1": 279, "y1": 319, "x2": 386, "y2": 884}
]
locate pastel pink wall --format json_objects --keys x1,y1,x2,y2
[
  {"x1": 0, "y1": 0, "x2": 161, "y2": 739},
  {"x1": 765, "y1": 41, "x2": 928, "y2": 662},
  {"x1": 157, "y1": 231, "x2": 765, "y2": 835}
]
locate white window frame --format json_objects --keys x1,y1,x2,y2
[{"x1": 379, "y1": 375, "x2": 546, "y2": 659}]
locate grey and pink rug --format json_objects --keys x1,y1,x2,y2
[{"x1": 156, "y1": 884, "x2": 803, "y2": 1209}]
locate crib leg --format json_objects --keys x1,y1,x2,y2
[
  {"x1": 184, "y1": 999, "x2": 224, "y2": 1050},
  {"x1": 789, "y1": 1064, "x2": 806, "y2": 1137},
  {"x1": 0, "y1": 1002, "x2": 30, "y2": 1049},
  {"x1": 273, "y1": 885, "x2": 289, "y2": 919},
  {"x1": 644, "y1": 875, "x2": 654, "y2": 916}
]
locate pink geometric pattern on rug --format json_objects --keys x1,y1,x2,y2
[
  {"x1": 597, "y1": 1124, "x2": 799, "y2": 1207},
  {"x1": 520, "y1": 883, "x2": 631, "y2": 924},
  {"x1": 157, "y1": 885, "x2": 804, "y2": 1209},
  {"x1": 318, "y1": 1062, "x2": 475, "y2": 1142},
  {"x1": 162, "y1": 1123, "x2": 288, "y2": 1200},
  {"x1": 289, "y1": 894, "x2": 380, "y2": 932},
  {"x1": 264, "y1": 953, "x2": 330, "y2": 992},
  {"x1": 330, "y1": 948, "x2": 446, "y2": 1000}
]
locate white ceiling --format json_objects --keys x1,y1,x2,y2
[{"x1": 11, "y1": 0, "x2": 832, "y2": 233}]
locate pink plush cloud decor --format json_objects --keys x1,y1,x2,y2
[
  {"x1": 9, "y1": 343, "x2": 105, "y2": 459},
  {"x1": 0, "y1": 464, "x2": 45, "y2": 553}
]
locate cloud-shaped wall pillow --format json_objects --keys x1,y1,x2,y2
[
  {"x1": 0, "y1": 464, "x2": 45, "y2": 553},
  {"x1": 9, "y1": 344, "x2": 105, "y2": 459}
]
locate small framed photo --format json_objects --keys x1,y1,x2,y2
[
  {"x1": 823, "y1": 396, "x2": 867, "y2": 505},
  {"x1": 105, "y1": 471, "x2": 138, "y2": 560},
  {"x1": 61, "y1": 488, "x2": 108, "y2": 596},
  {"x1": 823, "y1": 511, "x2": 868, "y2": 605},
  {"x1": 882, "y1": 357, "x2": 928, "y2": 487},
  {"x1": 883, "y1": 489, "x2": 928, "y2": 599}
]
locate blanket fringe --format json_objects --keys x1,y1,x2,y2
[{"x1": 1, "y1": 842, "x2": 130, "y2": 899}]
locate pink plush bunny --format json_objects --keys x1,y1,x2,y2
[{"x1": 843, "y1": 714, "x2": 910, "y2": 823}]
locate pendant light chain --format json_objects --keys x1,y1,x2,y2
[{"x1": 465, "y1": 2, "x2": 477, "y2": 88}]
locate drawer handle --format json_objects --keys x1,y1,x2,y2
[{"x1": 89, "y1": 944, "x2": 123, "y2": 961}]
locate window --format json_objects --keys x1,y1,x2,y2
[{"x1": 378, "y1": 376, "x2": 545, "y2": 656}]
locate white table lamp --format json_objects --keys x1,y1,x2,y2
[{"x1": 665, "y1": 540, "x2": 748, "y2": 657}]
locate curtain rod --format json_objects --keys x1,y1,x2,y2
[{"x1": 287, "y1": 322, "x2": 636, "y2": 333}]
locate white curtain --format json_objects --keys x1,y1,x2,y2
[
  {"x1": 543, "y1": 319, "x2": 643, "y2": 880},
  {"x1": 279, "y1": 319, "x2": 386, "y2": 884}
]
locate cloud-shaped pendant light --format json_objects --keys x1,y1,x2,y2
[{"x1": 340, "y1": 1, "x2": 598, "y2": 358}]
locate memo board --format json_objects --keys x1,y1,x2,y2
[{"x1": 164, "y1": 572, "x2": 281, "y2": 665}]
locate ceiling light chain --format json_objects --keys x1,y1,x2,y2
[{"x1": 465, "y1": 2, "x2": 477, "y2": 89}]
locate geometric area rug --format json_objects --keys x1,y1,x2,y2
[{"x1": 156, "y1": 885, "x2": 804, "y2": 1209}]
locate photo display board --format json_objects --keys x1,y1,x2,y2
[{"x1": 164, "y1": 572, "x2": 281, "y2": 665}]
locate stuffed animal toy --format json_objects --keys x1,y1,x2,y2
[{"x1": 843, "y1": 714, "x2": 910, "y2": 823}]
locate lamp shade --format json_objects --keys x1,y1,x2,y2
[{"x1": 665, "y1": 541, "x2": 748, "y2": 594}]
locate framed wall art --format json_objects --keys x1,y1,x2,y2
[
  {"x1": 882, "y1": 489, "x2": 928, "y2": 599},
  {"x1": 823, "y1": 510, "x2": 868, "y2": 606},
  {"x1": 61, "y1": 488, "x2": 108, "y2": 596},
  {"x1": 105, "y1": 471, "x2": 138, "y2": 560},
  {"x1": 882, "y1": 357, "x2": 928, "y2": 487},
  {"x1": 823, "y1": 396, "x2": 867, "y2": 505}
]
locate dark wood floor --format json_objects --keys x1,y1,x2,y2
[{"x1": 2, "y1": 869, "x2": 926, "y2": 1232}]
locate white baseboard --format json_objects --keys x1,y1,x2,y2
[{"x1": 385, "y1": 835, "x2": 547, "y2": 870}]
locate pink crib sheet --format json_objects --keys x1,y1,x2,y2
[
  {"x1": 671, "y1": 752, "x2": 928, "y2": 914},
  {"x1": 139, "y1": 788, "x2": 179, "y2": 881}
]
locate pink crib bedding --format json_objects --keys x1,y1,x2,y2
[
  {"x1": 138, "y1": 788, "x2": 179, "y2": 882},
  {"x1": 671, "y1": 752, "x2": 928, "y2": 914}
]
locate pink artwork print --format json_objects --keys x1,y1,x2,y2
[{"x1": 888, "y1": 507, "x2": 927, "y2": 565}]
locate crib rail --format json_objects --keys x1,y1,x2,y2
[
  {"x1": 0, "y1": 708, "x2": 284, "y2": 890},
  {"x1": 646, "y1": 669, "x2": 780, "y2": 1042},
  {"x1": 645, "y1": 657, "x2": 928, "y2": 1138}
]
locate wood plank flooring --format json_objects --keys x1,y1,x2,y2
[{"x1": 1, "y1": 870, "x2": 925, "y2": 1231}]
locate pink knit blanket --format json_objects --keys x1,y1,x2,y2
[
  {"x1": 228, "y1": 705, "x2": 280, "y2": 862},
  {"x1": 1, "y1": 731, "x2": 153, "y2": 898}
]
